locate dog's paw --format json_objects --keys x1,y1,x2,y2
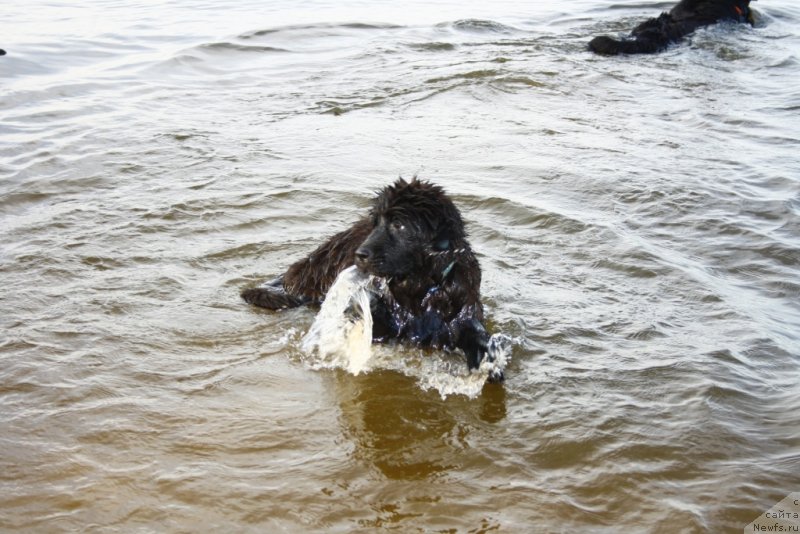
[
  {"x1": 486, "y1": 369, "x2": 505, "y2": 384},
  {"x1": 241, "y1": 287, "x2": 272, "y2": 306},
  {"x1": 241, "y1": 286, "x2": 308, "y2": 310}
]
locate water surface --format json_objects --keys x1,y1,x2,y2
[{"x1": 2, "y1": 0, "x2": 799, "y2": 531}]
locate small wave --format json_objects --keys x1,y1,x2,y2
[
  {"x1": 496, "y1": 76, "x2": 547, "y2": 87},
  {"x1": 591, "y1": 258, "x2": 660, "y2": 279},
  {"x1": 160, "y1": 53, "x2": 204, "y2": 67},
  {"x1": 406, "y1": 42, "x2": 457, "y2": 52},
  {"x1": 425, "y1": 69, "x2": 503, "y2": 84},
  {"x1": 239, "y1": 22, "x2": 402, "y2": 40},
  {"x1": 444, "y1": 19, "x2": 520, "y2": 34},
  {"x1": 197, "y1": 42, "x2": 290, "y2": 54}
]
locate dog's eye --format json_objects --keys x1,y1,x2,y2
[{"x1": 390, "y1": 221, "x2": 405, "y2": 232}]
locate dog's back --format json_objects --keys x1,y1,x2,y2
[{"x1": 589, "y1": 0, "x2": 753, "y2": 56}]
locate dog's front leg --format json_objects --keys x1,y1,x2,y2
[
  {"x1": 455, "y1": 317, "x2": 504, "y2": 383},
  {"x1": 241, "y1": 276, "x2": 311, "y2": 309},
  {"x1": 368, "y1": 293, "x2": 397, "y2": 342}
]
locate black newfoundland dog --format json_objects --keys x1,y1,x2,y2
[
  {"x1": 242, "y1": 178, "x2": 502, "y2": 382},
  {"x1": 589, "y1": 0, "x2": 754, "y2": 56}
]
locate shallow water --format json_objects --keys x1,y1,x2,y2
[{"x1": 2, "y1": 0, "x2": 799, "y2": 531}]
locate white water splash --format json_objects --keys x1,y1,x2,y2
[
  {"x1": 301, "y1": 266, "x2": 512, "y2": 398},
  {"x1": 413, "y1": 334, "x2": 512, "y2": 399},
  {"x1": 301, "y1": 265, "x2": 375, "y2": 374}
]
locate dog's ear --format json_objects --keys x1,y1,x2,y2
[
  {"x1": 434, "y1": 201, "x2": 466, "y2": 242},
  {"x1": 432, "y1": 236, "x2": 450, "y2": 251}
]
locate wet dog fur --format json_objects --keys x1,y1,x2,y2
[
  {"x1": 241, "y1": 178, "x2": 501, "y2": 382},
  {"x1": 589, "y1": 0, "x2": 754, "y2": 55}
]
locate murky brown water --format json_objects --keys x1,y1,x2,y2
[{"x1": 2, "y1": 1, "x2": 799, "y2": 532}]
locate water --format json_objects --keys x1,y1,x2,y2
[{"x1": 1, "y1": 0, "x2": 799, "y2": 531}]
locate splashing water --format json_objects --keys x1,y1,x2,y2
[
  {"x1": 412, "y1": 334, "x2": 512, "y2": 399},
  {"x1": 301, "y1": 265, "x2": 375, "y2": 374},
  {"x1": 301, "y1": 265, "x2": 511, "y2": 398}
]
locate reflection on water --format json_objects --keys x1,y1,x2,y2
[
  {"x1": 334, "y1": 370, "x2": 506, "y2": 480},
  {"x1": 1, "y1": 0, "x2": 800, "y2": 531}
]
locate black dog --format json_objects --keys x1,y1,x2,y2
[
  {"x1": 242, "y1": 178, "x2": 502, "y2": 382},
  {"x1": 589, "y1": 0, "x2": 754, "y2": 55}
]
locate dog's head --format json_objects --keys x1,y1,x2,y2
[
  {"x1": 354, "y1": 178, "x2": 466, "y2": 279},
  {"x1": 707, "y1": 0, "x2": 755, "y2": 24},
  {"x1": 671, "y1": 0, "x2": 754, "y2": 22},
  {"x1": 731, "y1": 0, "x2": 755, "y2": 24}
]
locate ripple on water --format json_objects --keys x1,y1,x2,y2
[
  {"x1": 445, "y1": 19, "x2": 521, "y2": 34},
  {"x1": 1, "y1": 1, "x2": 799, "y2": 531}
]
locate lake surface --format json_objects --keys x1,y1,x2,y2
[{"x1": 2, "y1": 1, "x2": 799, "y2": 531}]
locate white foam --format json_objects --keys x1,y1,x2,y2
[{"x1": 301, "y1": 265, "x2": 374, "y2": 375}]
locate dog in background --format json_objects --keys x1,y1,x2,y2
[
  {"x1": 242, "y1": 178, "x2": 502, "y2": 382},
  {"x1": 589, "y1": 0, "x2": 754, "y2": 55}
]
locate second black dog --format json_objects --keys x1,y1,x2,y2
[{"x1": 589, "y1": 0, "x2": 754, "y2": 55}]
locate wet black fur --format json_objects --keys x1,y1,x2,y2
[
  {"x1": 589, "y1": 0, "x2": 754, "y2": 55},
  {"x1": 241, "y1": 178, "x2": 502, "y2": 382}
]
